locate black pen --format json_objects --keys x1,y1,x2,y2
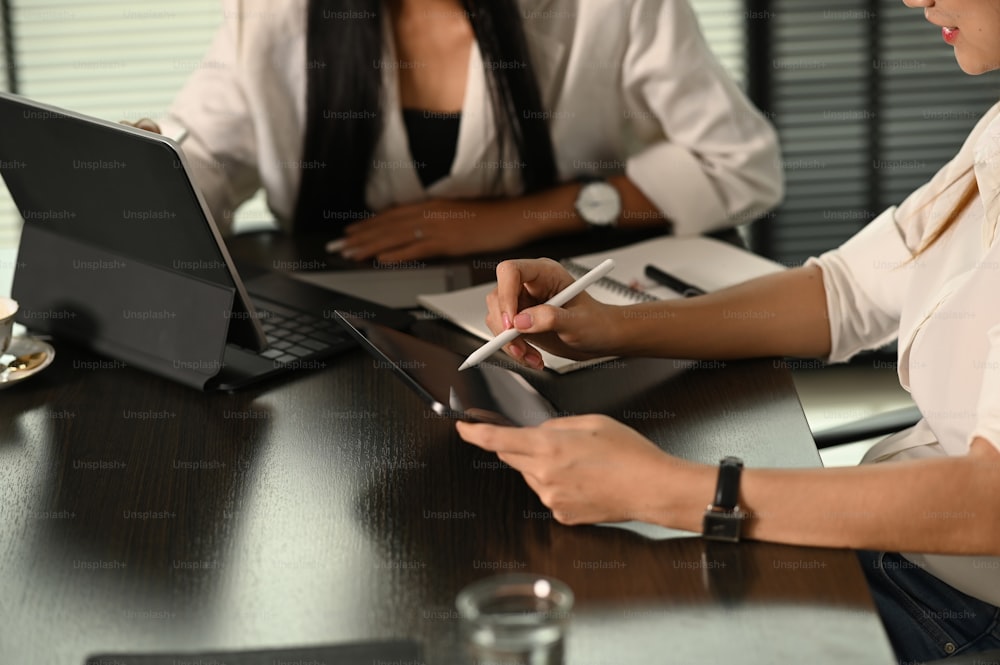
[{"x1": 644, "y1": 264, "x2": 706, "y2": 298}]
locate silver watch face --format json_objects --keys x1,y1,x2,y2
[{"x1": 576, "y1": 181, "x2": 622, "y2": 227}]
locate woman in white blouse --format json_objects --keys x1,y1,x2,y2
[
  {"x1": 457, "y1": 0, "x2": 1000, "y2": 661},
  {"x1": 142, "y1": 0, "x2": 781, "y2": 262}
]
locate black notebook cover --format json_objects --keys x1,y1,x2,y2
[{"x1": 84, "y1": 639, "x2": 423, "y2": 665}]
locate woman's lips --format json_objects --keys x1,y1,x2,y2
[{"x1": 942, "y1": 26, "x2": 959, "y2": 44}]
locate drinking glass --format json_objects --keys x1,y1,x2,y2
[{"x1": 456, "y1": 574, "x2": 574, "y2": 665}]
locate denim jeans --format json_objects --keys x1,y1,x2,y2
[{"x1": 857, "y1": 550, "x2": 1000, "y2": 664}]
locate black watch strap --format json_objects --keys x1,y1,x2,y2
[
  {"x1": 713, "y1": 456, "x2": 743, "y2": 509},
  {"x1": 702, "y1": 456, "x2": 745, "y2": 542}
]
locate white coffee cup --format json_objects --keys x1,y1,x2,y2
[{"x1": 1, "y1": 296, "x2": 18, "y2": 355}]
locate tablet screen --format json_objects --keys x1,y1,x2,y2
[{"x1": 335, "y1": 312, "x2": 561, "y2": 426}]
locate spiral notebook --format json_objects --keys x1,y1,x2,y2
[{"x1": 417, "y1": 236, "x2": 785, "y2": 373}]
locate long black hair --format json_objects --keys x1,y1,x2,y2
[{"x1": 293, "y1": 0, "x2": 558, "y2": 232}]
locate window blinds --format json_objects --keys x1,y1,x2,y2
[
  {"x1": 690, "y1": 0, "x2": 746, "y2": 86},
  {"x1": 752, "y1": 0, "x2": 1000, "y2": 265},
  {"x1": 0, "y1": 0, "x2": 276, "y2": 248}
]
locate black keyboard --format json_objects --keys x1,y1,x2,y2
[
  {"x1": 251, "y1": 300, "x2": 351, "y2": 365},
  {"x1": 211, "y1": 270, "x2": 414, "y2": 390}
]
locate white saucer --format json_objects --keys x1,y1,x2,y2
[{"x1": 0, "y1": 335, "x2": 56, "y2": 388}]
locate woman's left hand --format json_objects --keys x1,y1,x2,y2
[
  {"x1": 339, "y1": 196, "x2": 561, "y2": 262},
  {"x1": 456, "y1": 414, "x2": 689, "y2": 526}
]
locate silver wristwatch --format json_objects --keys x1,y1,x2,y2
[{"x1": 574, "y1": 179, "x2": 622, "y2": 228}]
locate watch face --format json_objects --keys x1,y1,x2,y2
[{"x1": 577, "y1": 181, "x2": 622, "y2": 227}]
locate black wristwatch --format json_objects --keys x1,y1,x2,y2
[{"x1": 702, "y1": 456, "x2": 745, "y2": 542}]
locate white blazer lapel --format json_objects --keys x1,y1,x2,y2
[
  {"x1": 429, "y1": 43, "x2": 499, "y2": 198},
  {"x1": 974, "y1": 115, "x2": 1000, "y2": 248}
]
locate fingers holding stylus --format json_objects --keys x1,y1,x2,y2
[
  {"x1": 484, "y1": 258, "x2": 617, "y2": 370},
  {"x1": 488, "y1": 258, "x2": 574, "y2": 368},
  {"x1": 484, "y1": 287, "x2": 538, "y2": 368},
  {"x1": 493, "y1": 258, "x2": 574, "y2": 321}
]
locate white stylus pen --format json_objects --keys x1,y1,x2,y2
[{"x1": 457, "y1": 258, "x2": 616, "y2": 371}]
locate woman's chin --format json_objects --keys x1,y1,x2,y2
[{"x1": 955, "y1": 54, "x2": 997, "y2": 76}]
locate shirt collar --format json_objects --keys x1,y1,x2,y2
[{"x1": 973, "y1": 112, "x2": 1000, "y2": 247}]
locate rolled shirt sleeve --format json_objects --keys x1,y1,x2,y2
[
  {"x1": 621, "y1": 0, "x2": 783, "y2": 235},
  {"x1": 807, "y1": 206, "x2": 916, "y2": 363}
]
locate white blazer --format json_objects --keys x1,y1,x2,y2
[
  {"x1": 811, "y1": 102, "x2": 1000, "y2": 606},
  {"x1": 162, "y1": 0, "x2": 783, "y2": 236}
]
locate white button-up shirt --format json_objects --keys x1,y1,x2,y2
[
  {"x1": 160, "y1": 0, "x2": 782, "y2": 235},
  {"x1": 811, "y1": 102, "x2": 1000, "y2": 605}
]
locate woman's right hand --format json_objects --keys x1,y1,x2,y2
[{"x1": 488, "y1": 258, "x2": 624, "y2": 369}]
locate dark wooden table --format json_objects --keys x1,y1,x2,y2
[{"x1": 0, "y1": 232, "x2": 896, "y2": 664}]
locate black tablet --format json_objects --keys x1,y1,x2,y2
[
  {"x1": 0, "y1": 90, "x2": 267, "y2": 353},
  {"x1": 334, "y1": 312, "x2": 561, "y2": 426}
]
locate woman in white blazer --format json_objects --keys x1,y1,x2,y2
[
  {"x1": 152, "y1": 0, "x2": 782, "y2": 262},
  {"x1": 457, "y1": 0, "x2": 1000, "y2": 662}
]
